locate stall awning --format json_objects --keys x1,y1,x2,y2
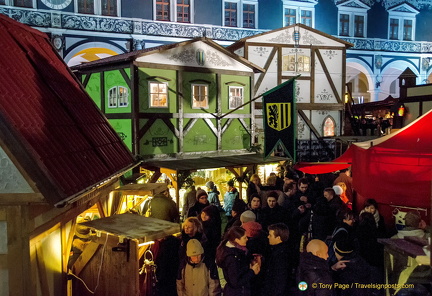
[
  {"x1": 142, "y1": 154, "x2": 288, "y2": 171},
  {"x1": 81, "y1": 213, "x2": 180, "y2": 243}
]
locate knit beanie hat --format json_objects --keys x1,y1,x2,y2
[
  {"x1": 205, "y1": 181, "x2": 215, "y2": 190},
  {"x1": 333, "y1": 239, "x2": 354, "y2": 257},
  {"x1": 240, "y1": 210, "x2": 256, "y2": 223},
  {"x1": 242, "y1": 221, "x2": 262, "y2": 238},
  {"x1": 186, "y1": 239, "x2": 204, "y2": 256},
  {"x1": 196, "y1": 189, "x2": 208, "y2": 200},
  {"x1": 333, "y1": 185, "x2": 343, "y2": 196}
]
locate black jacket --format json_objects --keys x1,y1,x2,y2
[
  {"x1": 297, "y1": 252, "x2": 333, "y2": 296},
  {"x1": 262, "y1": 241, "x2": 292, "y2": 296}
]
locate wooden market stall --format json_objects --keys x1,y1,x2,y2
[
  {"x1": 0, "y1": 15, "x2": 138, "y2": 296},
  {"x1": 71, "y1": 213, "x2": 180, "y2": 296}
]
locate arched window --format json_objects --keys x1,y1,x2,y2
[{"x1": 323, "y1": 116, "x2": 336, "y2": 137}]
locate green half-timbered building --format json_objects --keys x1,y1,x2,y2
[{"x1": 72, "y1": 37, "x2": 264, "y2": 160}]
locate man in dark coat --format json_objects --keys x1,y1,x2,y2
[
  {"x1": 297, "y1": 239, "x2": 334, "y2": 296},
  {"x1": 261, "y1": 223, "x2": 292, "y2": 296},
  {"x1": 332, "y1": 239, "x2": 372, "y2": 296},
  {"x1": 147, "y1": 185, "x2": 179, "y2": 223},
  {"x1": 312, "y1": 188, "x2": 347, "y2": 240}
]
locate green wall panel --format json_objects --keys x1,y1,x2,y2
[
  {"x1": 109, "y1": 119, "x2": 133, "y2": 152},
  {"x1": 85, "y1": 73, "x2": 101, "y2": 108},
  {"x1": 183, "y1": 119, "x2": 216, "y2": 152},
  {"x1": 140, "y1": 119, "x2": 178, "y2": 155},
  {"x1": 138, "y1": 68, "x2": 177, "y2": 113},
  {"x1": 104, "y1": 69, "x2": 131, "y2": 114},
  {"x1": 222, "y1": 119, "x2": 251, "y2": 150}
]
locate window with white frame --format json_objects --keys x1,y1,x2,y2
[
  {"x1": 149, "y1": 82, "x2": 168, "y2": 108},
  {"x1": 229, "y1": 86, "x2": 244, "y2": 109},
  {"x1": 77, "y1": 0, "x2": 119, "y2": 16},
  {"x1": 388, "y1": 3, "x2": 418, "y2": 41},
  {"x1": 282, "y1": 1, "x2": 317, "y2": 27},
  {"x1": 108, "y1": 86, "x2": 129, "y2": 108},
  {"x1": 336, "y1": 0, "x2": 369, "y2": 38},
  {"x1": 154, "y1": 0, "x2": 194, "y2": 23},
  {"x1": 192, "y1": 84, "x2": 208, "y2": 109},
  {"x1": 223, "y1": 0, "x2": 258, "y2": 28}
]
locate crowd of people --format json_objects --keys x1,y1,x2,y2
[{"x1": 145, "y1": 168, "x2": 430, "y2": 296}]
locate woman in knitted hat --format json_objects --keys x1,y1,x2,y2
[
  {"x1": 199, "y1": 205, "x2": 222, "y2": 261},
  {"x1": 216, "y1": 226, "x2": 260, "y2": 296},
  {"x1": 187, "y1": 189, "x2": 210, "y2": 218}
]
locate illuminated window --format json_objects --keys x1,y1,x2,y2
[
  {"x1": 282, "y1": 55, "x2": 310, "y2": 72},
  {"x1": 149, "y1": 82, "x2": 168, "y2": 108},
  {"x1": 192, "y1": 84, "x2": 208, "y2": 109},
  {"x1": 108, "y1": 86, "x2": 129, "y2": 108},
  {"x1": 229, "y1": 86, "x2": 244, "y2": 109},
  {"x1": 323, "y1": 116, "x2": 336, "y2": 137}
]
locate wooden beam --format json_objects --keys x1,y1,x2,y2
[
  {"x1": 0, "y1": 193, "x2": 46, "y2": 205},
  {"x1": 298, "y1": 110, "x2": 321, "y2": 139},
  {"x1": 72, "y1": 241, "x2": 101, "y2": 276},
  {"x1": 254, "y1": 47, "x2": 278, "y2": 94},
  {"x1": 63, "y1": 220, "x2": 76, "y2": 274},
  {"x1": 35, "y1": 242, "x2": 51, "y2": 296},
  {"x1": 314, "y1": 48, "x2": 342, "y2": 104}
]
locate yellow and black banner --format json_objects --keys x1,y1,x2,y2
[{"x1": 262, "y1": 77, "x2": 298, "y2": 160}]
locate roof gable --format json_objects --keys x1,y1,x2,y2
[
  {"x1": 72, "y1": 38, "x2": 264, "y2": 73},
  {"x1": 0, "y1": 15, "x2": 136, "y2": 206},
  {"x1": 135, "y1": 39, "x2": 263, "y2": 72},
  {"x1": 227, "y1": 24, "x2": 353, "y2": 49}
]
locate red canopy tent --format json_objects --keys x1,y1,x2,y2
[{"x1": 295, "y1": 109, "x2": 432, "y2": 225}]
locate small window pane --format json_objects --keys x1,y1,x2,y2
[
  {"x1": 285, "y1": 8, "x2": 296, "y2": 26},
  {"x1": 13, "y1": 0, "x2": 32, "y2": 7},
  {"x1": 156, "y1": 0, "x2": 170, "y2": 21},
  {"x1": 177, "y1": 0, "x2": 190, "y2": 22},
  {"x1": 354, "y1": 15, "x2": 364, "y2": 37},
  {"x1": 102, "y1": 0, "x2": 117, "y2": 16},
  {"x1": 78, "y1": 0, "x2": 94, "y2": 14},
  {"x1": 390, "y1": 18, "x2": 399, "y2": 40},
  {"x1": 225, "y1": 2, "x2": 237, "y2": 27},
  {"x1": 118, "y1": 87, "x2": 129, "y2": 107},
  {"x1": 150, "y1": 82, "x2": 168, "y2": 107},
  {"x1": 243, "y1": 4, "x2": 255, "y2": 28},
  {"x1": 229, "y1": 86, "x2": 243, "y2": 110},
  {"x1": 403, "y1": 19, "x2": 412, "y2": 41},
  {"x1": 108, "y1": 87, "x2": 117, "y2": 108},
  {"x1": 339, "y1": 14, "x2": 349, "y2": 36},
  {"x1": 192, "y1": 84, "x2": 208, "y2": 108},
  {"x1": 301, "y1": 10, "x2": 312, "y2": 27}
]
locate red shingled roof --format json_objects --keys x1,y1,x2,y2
[{"x1": 0, "y1": 15, "x2": 136, "y2": 205}]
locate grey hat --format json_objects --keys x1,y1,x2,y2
[
  {"x1": 205, "y1": 181, "x2": 215, "y2": 190},
  {"x1": 240, "y1": 210, "x2": 256, "y2": 223},
  {"x1": 186, "y1": 239, "x2": 204, "y2": 256}
]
